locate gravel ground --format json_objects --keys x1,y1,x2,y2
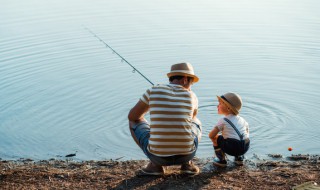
[{"x1": 0, "y1": 154, "x2": 319, "y2": 189}]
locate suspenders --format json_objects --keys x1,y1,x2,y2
[{"x1": 223, "y1": 118, "x2": 244, "y2": 141}]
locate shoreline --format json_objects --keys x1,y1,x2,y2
[{"x1": 1, "y1": 154, "x2": 319, "y2": 189}]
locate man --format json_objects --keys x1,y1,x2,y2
[{"x1": 128, "y1": 62, "x2": 202, "y2": 175}]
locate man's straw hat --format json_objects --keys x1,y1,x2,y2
[
  {"x1": 167, "y1": 62, "x2": 199, "y2": 83},
  {"x1": 217, "y1": 92, "x2": 242, "y2": 115}
]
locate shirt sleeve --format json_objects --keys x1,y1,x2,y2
[
  {"x1": 140, "y1": 88, "x2": 151, "y2": 105},
  {"x1": 215, "y1": 118, "x2": 225, "y2": 131}
]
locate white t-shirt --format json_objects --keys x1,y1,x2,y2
[{"x1": 215, "y1": 114, "x2": 249, "y2": 140}]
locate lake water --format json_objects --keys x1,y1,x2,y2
[{"x1": 1, "y1": 0, "x2": 319, "y2": 161}]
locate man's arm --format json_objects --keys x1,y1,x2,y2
[
  {"x1": 128, "y1": 100, "x2": 149, "y2": 122},
  {"x1": 192, "y1": 108, "x2": 202, "y2": 126},
  {"x1": 128, "y1": 100, "x2": 149, "y2": 146},
  {"x1": 193, "y1": 109, "x2": 198, "y2": 119}
]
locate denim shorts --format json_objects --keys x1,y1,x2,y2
[{"x1": 131, "y1": 121, "x2": 201, "y2": 166}]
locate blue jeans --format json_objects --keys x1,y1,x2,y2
[{"x1": 131, "y1": 121, "x2": 201, "y2": 166}]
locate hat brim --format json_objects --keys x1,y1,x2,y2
[
  {"x1": 217, "y1": 96, "x2": 239, "y2": 115},
  {"x1": 167, "y1": 72, "x2": 199, "y2": 83}
]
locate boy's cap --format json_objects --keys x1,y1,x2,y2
[
  {"x1": 217, "y1": 92, "x2": 242, "y2": 115},
  {"x1": 167, "y1": 62, "x2": 199, "y2": 83}
]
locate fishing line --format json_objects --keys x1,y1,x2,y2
[{"x1": 84, "y1": 26, "x2": 154, "y2": 86}]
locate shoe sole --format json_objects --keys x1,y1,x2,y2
[
  {"x1": 180, "y1": 169, "x2": 200, "y2": 175},
  {"x1": 234, "y1": 161, "x2": 244, "y2": 166},
  {"x1": 213, "y1": 162, "x2": 227, "y2": 167},
  {"x1": 137, "y1": 169, "x2": 164, "y2": 176}
]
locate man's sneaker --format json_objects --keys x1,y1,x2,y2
[
  {"x1": 180, "y1": 161, "x2": 200, "y2": 175},
  {"x1": 234, "y1": 155, "x2": 244, "y2": 166},
  {"x1": 213, "y1": 157, "x2": 227, "y2": 167},
  {"x1": 139, "y1": 162, "x2": 165, "y2": 176}
]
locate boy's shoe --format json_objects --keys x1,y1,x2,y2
[
  {"x1": 212, "y1": 157, "x2": 227, "y2": 167},
  {"x1": 234, "y1": 155, "x2": 244, "y2": 166},
  {"x1": 139, "y1": 162, "x2": 165, "y2": 176},
  {"x1": 180, "y1": 161, "x2": 200, "y2": 175}
]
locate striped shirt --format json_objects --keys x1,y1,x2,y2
[{"x1": 140, "y1": 84, "x2": 198, "y2": 157}]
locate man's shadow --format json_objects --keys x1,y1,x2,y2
[
  {"x1": 110, "y1": 162, "x2": 239, "y2": 190},
  {"x1": 110, "y1": 175, "x2": 161, "y2": 190}
]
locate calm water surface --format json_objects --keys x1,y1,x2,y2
[{"x1": 1, "y1": 0, "x2": 319, "y2": 160}]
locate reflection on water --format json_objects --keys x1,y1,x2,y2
[{"x1": 0, "y1": 0, "x2": 320, "y2": 160}]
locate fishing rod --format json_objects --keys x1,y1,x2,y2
[{"x1": 84, "y1": 26, "x2": 154, "y2": 86}]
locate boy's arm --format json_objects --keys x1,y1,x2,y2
[{"x1": 208, "y1": 127, "x2": 220, "y2": 140}]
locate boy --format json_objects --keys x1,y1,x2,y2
[{"x1": 208, "y1": 92, "x2": 250, "y2": 167}]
